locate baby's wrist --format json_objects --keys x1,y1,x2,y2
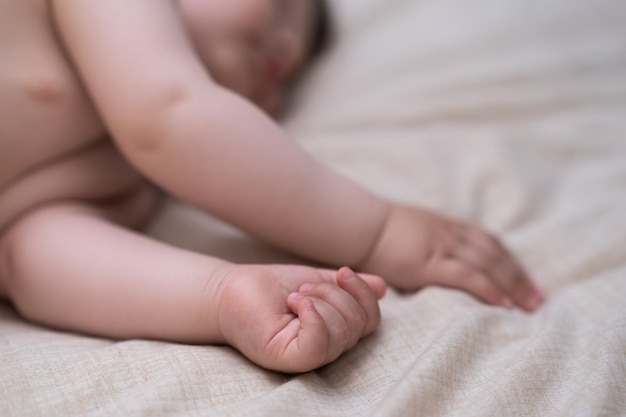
[
  {"x1": 354, "y1": 203, "x2": 418, "y2": 290},
  {"x1": 354, "y1": 203, "x2": 398, "y2": 275},
  {"x1": 197, "y1": 262, "x2": 235, "y2": 346}
]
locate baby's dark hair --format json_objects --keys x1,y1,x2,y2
[{"x1": 307, "y1": 0, "x2": 332, "y2": 62}]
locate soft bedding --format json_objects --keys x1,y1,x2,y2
[{"x1": 2, "y1": 0, "x2": 626, "y2": 415}]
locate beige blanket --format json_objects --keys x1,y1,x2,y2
[{"x1": 2, "y1": 0, "x2": 626, "y2": 415}]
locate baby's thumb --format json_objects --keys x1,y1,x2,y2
[{"x1": 354, "y1": 272, "x2": 387, "y2": 299}]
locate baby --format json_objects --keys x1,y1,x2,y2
[{"x1": 0, "y1": 0, "x2": 544, "y2": 373}]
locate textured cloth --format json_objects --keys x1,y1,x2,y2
[{"x1": 2, "y1": 0, "x2": 626, "y2": 415}]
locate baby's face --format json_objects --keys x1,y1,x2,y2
[{"x1": 180, "y1": 0, "x2": 315, "y2": 115}]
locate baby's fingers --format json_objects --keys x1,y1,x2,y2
[
  {"x1": 302, "y1": 268, "x2": 382, "y2": 340},
  {"x1": 297, "y1": 289, "x2": 365, "y2": 353},
  {"x1": 281, "y1": 297, "x2": 330, "y2": 373},
  {"x1": 427, "y1": 259, "x2": 512, "y2": 308},
  {"x1": 335, "y1": 267, "x2": 382, "y2": 335},
  {"x1": 457, "y1": 225, "x2": 545, "y2": 311},
  {"x1": 314, "y1": 268, "x2": 387, "y2": 300}
]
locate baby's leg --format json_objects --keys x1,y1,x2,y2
[
  {"x1": 0, "y1": 193, "x2": 231, "y2": 344},
  {"x1": 0, "y1": 192, "x2": 385, "y2": 372}
]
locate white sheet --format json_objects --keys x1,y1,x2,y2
[{"x1": 2, "y1": 0, "x2": 626, "y2": 415}]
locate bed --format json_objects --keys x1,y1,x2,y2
[{"x1": 2, "y1": 0, "x2": 626, "y2": 415}]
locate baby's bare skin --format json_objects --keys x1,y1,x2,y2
[
  {"x1": 0, "y1": 0, "x2": 544, "y2": 373},
  {"x1": 0, "y1": 0, "x2": 386, "y2": 373},
  {"x1": 0, "y1": 0, "x2": 145, "y2": 233}
]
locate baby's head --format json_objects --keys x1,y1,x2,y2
[{"x1": 180, "y1": 0, "x2": 331, "y2": 115}]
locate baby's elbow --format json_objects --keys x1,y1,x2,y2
[{"x1": 114, "y1": 84, "x2": 194, "y2": 155}]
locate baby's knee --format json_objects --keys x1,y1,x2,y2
[{"x1": 0, "y1": 206, "x2": 59, "y2": 297}]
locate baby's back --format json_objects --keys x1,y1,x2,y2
[{"x1": 0, "y1": 0, "x2": 143, "y2": 232}]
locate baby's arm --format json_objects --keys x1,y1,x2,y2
[
  {"x1": 51, "y1": 0, "x2": 389, "y2": 268},
  {"x1": 51, "y1": 0, "x2": 544, "y2": 311}
]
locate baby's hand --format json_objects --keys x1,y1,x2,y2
[
  {"x1": 359, "y1": 205, "x2": 545, "y2": 311},
  {"x1": 216, "y1": 265, "x2": 385, "y2": 373}
]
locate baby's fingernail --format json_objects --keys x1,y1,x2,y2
[
  {"x1": 299, "y1": 283, "x2": 315, "y2": 293},
  {"x1": 305, "y1": 300, "x2": 317, "y2": 312},
  {"x1": 525, "y1": 290, "x2": 545, "y2": 311},
  {"x1": 338, "y1": 267, "x2": 356, "y2": 281},
  {"x1": 500, "y1": 298, "x2": 514, "y2": 309},
  {"x1": 535, "y1": 288, "x2": 546, "y2": 301},
  {"x1": 289, "y1": 292, "x2": 304, "y2": 300}
]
